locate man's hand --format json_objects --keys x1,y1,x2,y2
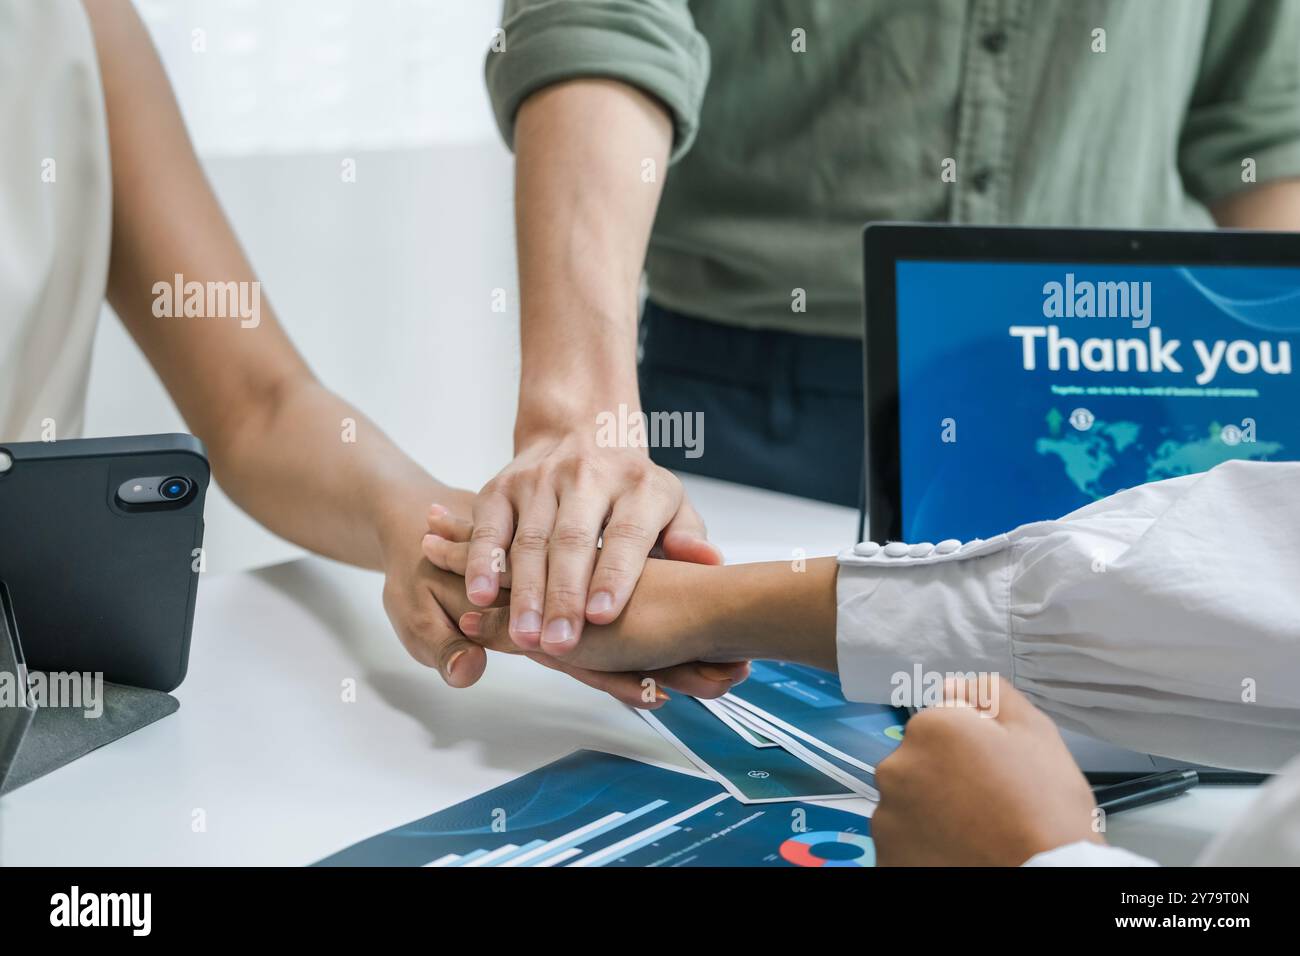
[
  {"x1": 429, "y1": 505, "x2": 841, "y2": 675},
  {"x1": 394, "y1": 501, "x2": 744, "y2": 706},
  {"x1": 486, "y1": 78, "x2": 697, "y2": 656},
  {"x1": 872, "y1": 677, "x2": 1103, "y2": 866},
  {"x1": 463, "y1": 431, "x2": 720, "y2": 655}
]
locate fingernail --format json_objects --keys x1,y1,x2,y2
[
  {"x1": 459, "y1": 612, "x2": 482, "y2": 636},
  {"x1": 445, "y1": 649, "x2": 465, "y2": 680},
  {"x1": 586, "y1": 591, "x2": 614, "y2": 616},
  {"x1": 656, "y1": 689, "x2": 670, "y2": 702},
  {"x1": 541, "y1": 618, "x2": 573, "y2": 647},
  {"x1": 514, "y1": 610, "x2": 542, "y2": 636},
  {"x1": 429, "y1": 503, "x2": 447, "y2": 517},
  {"x1": 698, "y1": 664, "x2": 741, "y2": 683},
  {"x1": 468, "y1": 576, "x2": 493, "y2": 599}
]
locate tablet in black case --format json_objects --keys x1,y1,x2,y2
[
  {"x1": 0, "y1": 577, "x2": 182, "y2": 796},
  {"x1": 0, "y1": 433, "x2": 209, "y2": 693}
]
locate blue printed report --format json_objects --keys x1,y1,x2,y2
[{"x1": 313, "y1": 750, "x2": 876, "y2": 868}]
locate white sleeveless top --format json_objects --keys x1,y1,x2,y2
[{"x1": 0, "y1": 0, "x2": 111, "y2": 442}]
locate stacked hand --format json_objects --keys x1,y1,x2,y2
[
  {"x1": 421, "y1": 505, "x2": 750, "y2": 700},
  {"x1": 457, "y1": 435, "x2": 721, "y2": 651},
  {"x1": 379, "y1": 490, "x2": 747, "y2": 705}
]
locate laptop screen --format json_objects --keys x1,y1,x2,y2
[{"x1": 893, "y1": 260, "x2": 1300, "y2": 543}]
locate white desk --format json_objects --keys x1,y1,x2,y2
[{"x1": 0, "y1": 475, "x2": 1256, "y2": 866}]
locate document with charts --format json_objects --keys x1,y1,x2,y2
[
  {"x1": 725, "y1": 661, "x2": 910, "y2": 773},
  {"x1": 313, "y1": 750, "x2": 876, "y2": 868},
  {"x1": 638, "y1": 694, "x2": 867, "y2": 802}
]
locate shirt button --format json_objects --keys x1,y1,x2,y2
[
  {"x1": 907, "y1": 542, "x2": 934, "y2": 558},
  {"x1": 853, "y1": 541, "x2": 881, "y2": 557},
  {"x1": 971, "y1": 169, "x2": 992, "y2": 193},
  {"x1": 883, "y1": 541, "x2": 910, "y2": 558},
  {"x1": 981, "y1": 29, "x2": 1008, "y2": 53},
  {"x1": 936, "y1": 539, "x2": 962, "y2": 554}
]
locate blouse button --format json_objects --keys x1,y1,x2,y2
[
  {"x1": 853, "y1": 541, "x2": 881, "y2": 557},
  {"x1": 883, "y1": 541, "x2": 910, "y2": 558},
  {"x1": 935, "y1": 539, "x2": 962, "y2": 555},
  {"x1": 907, "y1": 542, "x2": 935, "y2": 557}
]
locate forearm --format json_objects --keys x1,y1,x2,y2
[
  {"x1": 88, "y1": 0, "x2": 463, "y2": 571},
  {"x1": 207, "y1": 380, "x2": 467, "y2": 571},
  {"x1": 441, "y1": 547, "x2": 841, "y2": 672},
  {"x1": 512, "y1": 79, "x2": 672, "y2": 442},
  {"x1": 1211, "y1": 177, "x2": 1300, "y2": 229},
  {"x1": 701, "y1": 558, "x2": 840, "y2": 670}
]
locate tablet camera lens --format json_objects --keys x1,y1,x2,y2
[{"x1": 160, "y1": 477, "x2": 191, "y2": 501}]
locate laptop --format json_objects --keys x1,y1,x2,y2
[{"x1": 861, "y1": 223, "x2": 1300, "y2": 781}]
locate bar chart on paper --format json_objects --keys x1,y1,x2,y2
[{"x1": 313, "y1": 750, "x2": 876, "y2": 868}]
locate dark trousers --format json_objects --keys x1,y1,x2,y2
[{"x1": 637, "y1": 301, "x2": 864, "y2": 507}]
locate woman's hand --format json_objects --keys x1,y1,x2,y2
[
  {"x1": 871, "y1": 677, "x2": 1103, "y2": 866},
  {"x1": 426, "y1": 506, "x2": 842, "y2": 677},
  {"x1": 382, "y1": 499, "x2": 746, "y2": 706},
  {"x1": 456, "y1": 560, "x2": 733, "y2": 675},
  {"x1": 378, "y1": 491, "x2": 491, "y2": 686},
  {"x1": 424, "y1": 505, "x2": 753, "y2": 692}
]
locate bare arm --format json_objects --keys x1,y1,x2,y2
[
  {"x1": 1211, "y1": 178, "x2": 1300, "y2": 229},
  {"x1": 86, "y1": 0, "x2": 460, "y2": 570},
  {"x1": 426, "y1": 509, "x2": 840, "y2": 674},
  {"x1": 453, "y1": 556, "x2": 840, "y2": 674},
  {"x1": 513, "y1": 79, "x2": 669, "y2": 445},
  {"x1": 79, "y1": 1, "x2": 741, "y2": 705},
  {"x1": 80, "y1": 0, "x2": 495, "y2": 685},
  {"x1": 467, "y1": 79, "x2": 719, "y2": 656}
]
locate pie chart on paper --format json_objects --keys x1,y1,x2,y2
[{"x1": 779, "y1": 831, "x2": 876, "y2": 867}]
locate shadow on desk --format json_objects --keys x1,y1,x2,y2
[{"x1": 253, "y1": 560, "x2": 650, "y2": 776}]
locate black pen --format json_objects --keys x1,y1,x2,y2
[{"x1": 1093, "y1": 769, "x2": 1199, "y2": 815}]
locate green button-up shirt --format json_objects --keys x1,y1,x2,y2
[{"x1": 487, "y1": 0, "x2": 1300, "y2": 338}]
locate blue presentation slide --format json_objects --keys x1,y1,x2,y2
[
  {"x1": 313, "y1": 750, "x2": 875, "y2": 867},
  {"x1": 895, "y1": 261, "x2": 1300, "y2": 542},
  {"x1": 727, "y1": 662, "x2": 909, "y2": 772},
  {"x1": 642, "y1": 695, "x2": 855, "y2": 801}
]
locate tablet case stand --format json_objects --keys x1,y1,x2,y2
[{"x1": 0, "y1": 582, "x2": 177, "y2": 795}]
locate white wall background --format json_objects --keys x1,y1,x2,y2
[{"x1": 85, "y1": 0, "x2": 519, "y2": 572}]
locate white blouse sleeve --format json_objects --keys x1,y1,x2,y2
[{"x1": 836, "y1": 460, "x2": 1300, "y2": 773}]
